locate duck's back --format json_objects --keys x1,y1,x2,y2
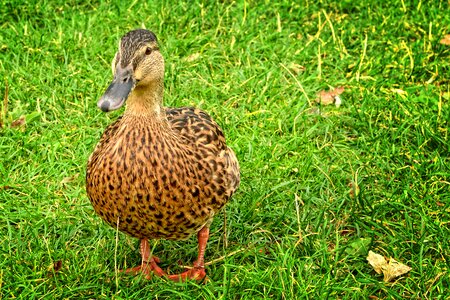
[
  {"x1": 166, "y1": 107, "x2": 227, "y2": 152},
  {"x1": 166, "y1": 106, "x2": 240, "y2": 200},
  {"x1": 86, "y1": 107, "x2": 240, "y2": 241}
]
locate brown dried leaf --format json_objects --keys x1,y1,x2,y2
[
  {"x1": 288, "y1": 62, "x2": 306, "y2": 74},
  {"x1": 367, "y1": 251, "x2": 412, "y2": 282},
  {"x1": 47, "y1": 260, "x2": 63, "y2": 277},
  {"x1": 367, "y1": 251, "x2": 386, "y2": 274},
  {"x1": 60, "y1": 173, "x2": 79, "y2": 184},
  {"x1": 339, "y1": 229, "x2": 354, "y2": 236},
  {"x1": 306, "y1": 107, "x2": 321, "y2": 115},
  {"x1": 440, "y1": 34, "x2": 450, "y2": 45},
  {"x1": 1, "y1": 79, "x2": 9, "y2": 128},
  {"x1": 391, "y1": 88, "x2": 408, "y2": 99},
  {"x1": 316, "y1": 86, "x2": 345, "y2": 106},
  {"x1": 383, "y1": 258, "x2": 412, "y2": 282},
  {"x1": 11, "y1": 115, "x2": 26, "y2": 128},
  {"x1": 53, "y1": 260, "x2": 62, "y2": 272},
  {"x1": 348, "y1": 181, "x2": 360, "y2": 198},
  {"x1": 184, "y1": 53, "x2": 201, "y2": 62},
  {"x1": 442, "y1": 92, "x2": 450, "y2": 100}
]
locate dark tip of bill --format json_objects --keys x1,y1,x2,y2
[{"x1": 99, "y1": 101, "x2": 110, "y2": 112}]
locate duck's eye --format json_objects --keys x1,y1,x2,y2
[{"x1": 145, "y1": 47, "x2": 152, "y2": 55}]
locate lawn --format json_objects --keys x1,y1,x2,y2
[{"x1": 1, "y1": 0, "x2": 449, "y2": 299}]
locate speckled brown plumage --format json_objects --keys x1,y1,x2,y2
[
  {"x1": 86, "y1": 108, "x2": 239, "y2": 240},
  {"x1": 85, "y1": 29, "x2": 240, "y2": 281}
]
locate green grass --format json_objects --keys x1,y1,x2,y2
[{"x1": 1, "y1": 0, "x2": 449, "y2": 298}]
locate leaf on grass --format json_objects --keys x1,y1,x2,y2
[
  {"x1": 47, "y1": 260, "x2": 63, "y2": 277},
  {"x1": 184, "y1": 52, "x2": 201, "y2": 62},
  {"x1": 345, "y1": 238, "x2": 371, "y2": 256},
  {"x1": 61, "y1": 174, "x2": 79, "y2": 184},
  {"x1": 53, "y1": 260, "x2": 62, "y2": 272},
  {"x1": 11, "y1": 115, "x2": 26, "y2": 128},
  {"x1": 442, "y1": 92, "x2": 450, "y2": 100},
  {"x1": 440, "y1": 34, "x2": 450, "y2": 45},
  {"x1": 316, "y1": 86, "x2": 345, "y2": 107},
  {"x1": 306, "y1": 107, "x2": 321, "y2": 115},
  {"x1": 25, "y1": 111, "x2": 40, "y2": 123},
  {"x1": 391, "y1": 88, "x2": 408, "y2": 99},
  {"x1": 340, "y1": 229, "x2": 354, "y2": 236},
  {"x1": 230, "y1": 36, "x2": 236, "y2": 49},
  {"x1": 367, "y1": 251, "x2": 386, "y2": 274},
  {"x1": 348, "y1": 181, "x2": 360, "y2": 198},
  {"x1": 383, "y1": 258, "x2": 412, "y2": 282},
  {"x1": 287, "y1": 62, "x2": 306, "y2": 74},
  {"x1": 1, "y1": 79, "x2": 8, "y2": 128},
  {"x1": 367, "y1": 251, "x2": 412, "y2": 282}
]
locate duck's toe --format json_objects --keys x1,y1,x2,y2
[
  {"x1": 167, "y1": 266, "x2": 207, "y2": 282},
  {"x1": 123, "y1": 256, "x2": 166, "y2": 279}
]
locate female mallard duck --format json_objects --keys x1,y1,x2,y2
[{"x1": 86, "y1": 29, "x2": 240, "y2": 281}]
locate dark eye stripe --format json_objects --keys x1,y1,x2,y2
[{"x1": 132, "y1": 56, "x2": 143, "y2": 70}]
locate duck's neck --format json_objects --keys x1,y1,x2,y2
[{"x1": 124, "y1": 80, "x2": 164, "y2": 118}]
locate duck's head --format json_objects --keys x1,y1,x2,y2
[{"x1": 98, "y1": 29, "x2": 164, "y2": 112}]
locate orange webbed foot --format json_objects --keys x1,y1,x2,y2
[
  {"x1": 166, "y1": 227, "x2": 210, "y2": 282},
  {"x1": 124, "y1": 227, "x2": 210, "y2": 282},
  {"x1": 121, "y1": 240, "x2": 167, "y2": 279},
  {"x1": 122, "y1": 256, "x2": 167, "y2": 279},
  {"x1": 166, "y1": 265, "x2": 207, "y2": 282}
]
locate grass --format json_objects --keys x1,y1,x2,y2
[{"x1": 1, "y1": 0, "x2": 449, "y2": 298}]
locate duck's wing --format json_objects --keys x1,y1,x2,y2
[
  {"x1": 165, "y1": 107, "x2": 240, "y2": 198},
  {"x1": 165, "y1": 107, "x2": 227, "y2": 151}
]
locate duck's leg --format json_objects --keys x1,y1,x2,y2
[
  {"x1": 123, "y1": 239, "x2": 167, "y2": 279},
  {"x1": 167, "y1": 226, "x2": 209, "y2": 282}
]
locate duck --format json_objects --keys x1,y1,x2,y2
[{"x1": 85, "y1": 29, "x2": 240, "y2": 282}]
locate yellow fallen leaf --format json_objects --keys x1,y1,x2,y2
[
  {"x1": 391, "y1": 88, "x2": 408, "y2": 99},
  {"x1": 442, "y1": 92, "x2": 450, "y2": 100},
  {"x1": 316, "y1": 86, "x2": 345, "y2": 106},
  {"x1": 287, "y1": 62, "x2": 306, "y2": 75},
  {"x1": 440, "y1": 34, "x2": 450, "y2": 45},
  {"x1": 184, "y1": 53, "x2": 201, "y2": 62},
  {"x1": 348, "y1": 181, "x2": 360, "y2": 199},
  {"x1": 230, "y1": 36, "x2": 236, "y2": 49},
  {"x1": 60, "y1": 174, "x2": 79, "y2": 184},
  {"x1": 11, "y1": 115, "x2": 26, "y2": 128},
  {"x1": 383, "y1": 258, "x2": 412, "y2": 282},
  {"x1": 367, "y1": 251, "x2": 412, "y2": 282},
  {"x1": 367, "y1": 251, "x2": 386, "y2": 274}
]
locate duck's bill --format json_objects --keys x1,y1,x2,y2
[{"x1": 97, "y1": 68, "x2": 135, "y2": 112}]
